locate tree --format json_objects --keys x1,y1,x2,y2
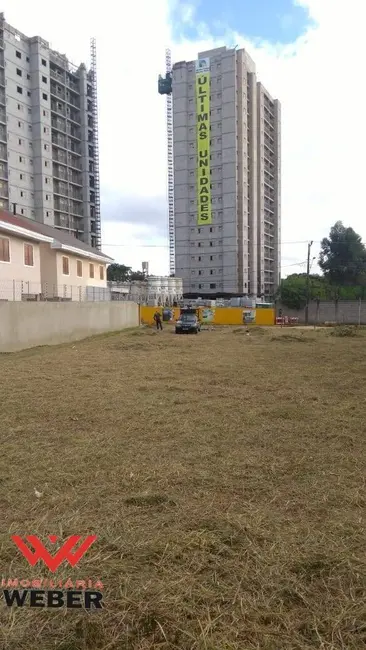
[
  {"x1": 277, "y1": 273, "x2": 332, "y2": 309},
  {"x1": 276, "y1": 274, "x2": 308, "y2": 309},
  {"x1": 319, "y1": 221, "x2": 366, "y2": 286},
  {"x1": 129, "y1": 271, "x2": 146, "y2": 281},
  {"x1": 107, "y1": 264, "x2": 132, "y2": 282}
]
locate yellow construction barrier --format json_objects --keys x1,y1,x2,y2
[{"x1": 140, "y1": 306, "x2": 275, "y2": 327}]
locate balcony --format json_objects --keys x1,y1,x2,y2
[
  {"x1": 0, "y1": 126, "x2": 6, "y2": 143},
  {"x1": 67, "y1": 155, "x2": 81, "y2": 170},
  {"x1": 52, "y1": 163, "x2": 68, "y2": 181},
  {"x1": 51, "y1": 118, "x2": 66, "y2": 132},
  {"x1": 67, "y1": 79, "x2": 80, "y2": 94},
  {"x1": 52, "y1": 148, "x2": 67, "y2": 164},
  {"x1": 51, "y1": 101, "x2": 66, "y2": 117},
  {"x1": 67, "y1": 126, "x2": 81, "y2": 140},
  {"x1": 54, "y1": 180, "x2": 69, "y2": 197},
  {"x1": 54, "y1": 197, "x2": 69, "y2": 211},
  {"x1": 50, "y1": 68, "x2": 65, "y2": 83},
  {"x1": 0, "y1": 143, "x2": 7, "y2": 160},
  {"x1": 67, "y1": 108, "x2": 81, "y2": 124},
  {"x1": 0, "y1": 90, "x2": 5, "y2": 106},
  {"x1": 69, "y1": 190, "x2": 82, "y2": 201},
  {"x1": 52, "y1": 134, "x2": 67, "y2": 149},
  {"x1": 51, "y1": 83, "x2": 65, "y2": 100},
  {"x1": 66, "y1": 93, "x2": 80, "y2": 109},
  {"x1": 68, "y1": 171, "x2": 82, "y2": 185}
]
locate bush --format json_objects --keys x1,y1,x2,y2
[{"x1": 330, "y1": 325, "x2": 358, "y2": 337}]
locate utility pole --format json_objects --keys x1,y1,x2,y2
[{"x1": 305, "y1": 240, "x2": 313, "y2": 325}]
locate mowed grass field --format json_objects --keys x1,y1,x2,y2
[{"x1": 1, "y1": 325, "x2": 366, "y2": 650}]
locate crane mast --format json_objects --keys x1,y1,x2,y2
[{"x1": 158, "y1": 49, "x2": 175, "y2": 275}]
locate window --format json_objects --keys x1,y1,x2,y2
[
  {"x1": 99, "y1": 266, "x2": 104, "y2": 280},
  {"x1": 18, "y1": 121, "x2": 22, "y2": 127},
  {"x1": 28, "y1": 125, "x2": 32, "y2": 132},
  {"x1": 0, "y1": 237, "x2": 10, "y2": 262},
  {"x1": 19, "y1": 173, "x2": 23, "y2": 180},
  {"x1": 21, "y1": 208, "x2": 25, "y2": 215},
  {"x1": 26, "y1": 56, "x2": 29, "y2": 62},
  {"x1": 89, "y1": 263, "x2": 94, "y2": 279},
  {"x1": 209, "y1": 242, "x2": 213, "y2": 247},
  {"x1": 42, "y1": 58, "x2": 47, "y2": 66},
  {"x1": 42, "y1": 76, "x2": 47, "y2": 83},
  {"x1": 20, "y1": 190, "x2": 24, "y2": 197},
  {"x1": 18, "y1": 138, "x2": 22, "y2": 145},
  {"x1": 44, "y1": 144, "x2": 49, "y2": 151},
  {"x1": 16, "y1": 50, "x2": 21, "y2": 59},
  {"x1": 27, "y1": 91, "x2": 31, "y2": 97},
  {"x1": 45, "y1": 177, "x2": 49, "y2": 184},
  {"x1": 62, "y1": 256, "x2": 69, "y2": 275},
  {"x1": 19, "y1": 156, "x2": 23, "y2": 162},
  {"x1": 24, "y1": 243, "x2": 34, "y2": 266},
  {"x1": 210, "y1": 283, "x2": 216, "y2": 289},
  {"x1": 45, "y1": 161, "x2": 49, "y2": 167},
  {"x1": 42, "y1": 93, "x2": 48, "y2": 101},
  {"x1": 16, "y1": 68, "x2": 22, "y2": 77},
  {"x1": 77, "y1": 260, "x2": 83, "y2": 277},
  {"x1": 43, "y1": 110, "x2": 47, "y2": 117},
  {"x1": 17, "y1": 104, "x2": 21, "y2": 110},
  {"x1": 17, "y1": 86, "x2": 23, "y2": 94},
  {"x1": 27, "y1": 74, "x2": 30, "y2": 80},
  {"x1": 45, "y1": 194, "x2": 49, "y2": 200}
]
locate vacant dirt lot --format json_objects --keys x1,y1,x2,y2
[{"x1": 0, "y1": 325, "x2": 365, "y2": 650}]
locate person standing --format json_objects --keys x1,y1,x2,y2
[{"x1": 153, "y1": 311, "x2": 163, "y2": 330}]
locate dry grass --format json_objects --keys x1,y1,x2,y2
[{"x1": 1, "y1": 325, "x2": 366, "y2": 649}]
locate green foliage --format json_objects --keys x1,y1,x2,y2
[
  {"x1": 107, "y1": 264, "x2": 146, "y2": 283},
  {"x1": 319, "y1": 221, "x2": 366, "y2": 286},
  {"x1": 276, "y1": 274, "x2": 307, "y2": 310},
  {"x1": 278, "y1": 229, "x2": 366, "y2": 310}
]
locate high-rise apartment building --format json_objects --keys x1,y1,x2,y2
[
  {"x1": 0, "y1": 13, "x2": 101, "y2": 249},
  {"x1": 172, "y1": 46, "x2": 281, "y2": 298}
]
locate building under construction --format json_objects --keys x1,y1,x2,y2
[
  {"x1": 0, "y1": 13, "x2": 101, "y2": 249},
  {"x1": 159, "y1": 46, "x2": 281, "y2": 299}
]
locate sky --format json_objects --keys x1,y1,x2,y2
[{"x1": 2, "y1": 0, "x2": 365, "y2": 278}]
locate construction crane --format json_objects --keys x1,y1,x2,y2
[{"x1": 158, "y1": 49, "x2": 175, "y2": 276}]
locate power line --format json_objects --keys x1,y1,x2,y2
[{"x1": 101, "y1": 240, "x2": 311, "y2": 248}]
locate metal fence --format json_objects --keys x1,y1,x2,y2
[
  {"x1": 0, "y1": 280, "x2": 183, "y2": 304},
  {"x1": 0, "y1": 280, "x2": 129, "y2": 302}
]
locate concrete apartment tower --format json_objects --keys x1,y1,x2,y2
[
  {"x1": 0, "y1": 13, "x2": 101, "y2": 249},
  {"x1": 172, "y1": 46, "x2": 281, "y2": 298}
]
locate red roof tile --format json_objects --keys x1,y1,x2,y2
[{"x1": 0, "y1": 210, "x2": 113, "y2": 261}]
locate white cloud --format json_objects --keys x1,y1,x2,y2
[{"x1": 3, "y1": 0, "x2": 365, "y2": 278}]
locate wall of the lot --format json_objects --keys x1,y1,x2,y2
[
  {"x1": 140, "y1": 306, "x2": 275, "y2": 326},
  {"x1": 0, "y1": 302, "x2": 139, "y2": 352},
  {"x1": 276, "y1": 300, "x2": 366, "y2": 325}
]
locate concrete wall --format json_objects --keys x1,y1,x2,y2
[
  {"x1": 277, "y1": 300, "x2": 366, "y2": 325},
  {"x1": 0, "y1": 301, "x2": 139, "y2": 352}
]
